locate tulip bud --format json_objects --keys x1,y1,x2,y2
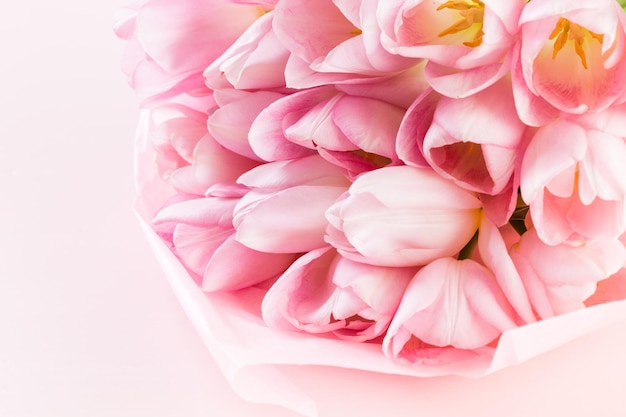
[
  {"x1": 510, "y1": 228, "x2": 626, "y2": 319},
  {"x1": 383, "y1": 257, "x2": 517, "y2": 363},
  {"x1": 234, "y1": 155, "x2": 350, "y2": 253},
  {"x1": 521, "y1": 118, "x2": 626, "y2": 245},
  {"x1": 262, "y1": 247, "x2": 416, "y2": 342},
  {"x1": 325, "y1": 165, "x2": 482, "y2": 267},
  {"x1": 423, "y1": 78, "x2": 525, "y2": 196},
  {"x1": 152, "y1": 196, "x2": 296, "y2": 291}
]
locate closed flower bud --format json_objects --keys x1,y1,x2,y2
[{"x1": 325, "y1": 165, "x2": 482, "y2": 267}]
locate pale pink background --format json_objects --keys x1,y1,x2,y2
[{"x1": 1, "y1": 2, "x2": 626, "y2": 417}]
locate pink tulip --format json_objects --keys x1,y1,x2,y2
[
  {"x1": 377, "y1": 0, "x2": 525, "y2": 97},
  {"x1": 203, "y1": 12, "x2": 290, "y2": 91},
  {"x1": 249, "y1": 86, "x2": 405, "y2": 177},
  {"x1": 150, "y1": 104, "x2": 259, "y2": 196},
  {"x1": 262, "y1": 247, "x2": 416, "y2": 342},
  {"x1": 153, "y1": 195, "x2": 296, "y2": 292},
  {"x1": 510, "y1": 228, "x2": 626, "y2": 319},
  {"x1": 383, "y1": 257, "x2": 517, "y2": 363},
  {"x1": 207, "y1": 89, "x2": 286, "y2": 161},
  {"x1": 114, "y1": 0, "x2": 264, "y2": 104},
  {"x1": 325, "y1": 165, "x2": 482, "y2": 267},
  {"x1": 395, "y1": 85, "x2": 527, "y2": 225},
  {"x1": 521, "y1": 117, "x2": 626, "y2": 245},
  {"x1": 273, "y1": 0, "x2": 416, "y2": 88},
  {"x1": 421, "y1": 78, "x2": 526, "y2": 196},
  {"x1": 233, "y1": 155, "x2": 351, "y2": 253},
  {"x1": 479, "y1": 211, "x2": 625, "y2": 321},
  {"x1": 512, "y1": 0, "x2": 626, "y2": 126}
]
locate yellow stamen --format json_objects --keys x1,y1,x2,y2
[
  {"x1": 350, "y1": 28, "x2": 363, "y2": 36},
  {"x1": 436, "y1": 0, "x2": 485, "y2": 48},
  {"x1": 549, "y1": 17, "x2": 603, "y2": 69}
]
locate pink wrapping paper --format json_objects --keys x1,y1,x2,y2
[{"x1": 134, "y1": 111, "x2": 626, "y2": 416}]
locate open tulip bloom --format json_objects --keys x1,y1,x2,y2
[{"x1": 118, "y1": 0, "x2": 626, "y2": 378}]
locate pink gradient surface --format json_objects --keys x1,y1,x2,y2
[{"x1": 1, "y1": 2, "x2": 626, "y2": 417}]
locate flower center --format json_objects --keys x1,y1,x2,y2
[
  {"x1": 436, "y1": 0, "x2": 485, "y2": 48},
  {"x1": 549, "y1": 18, "x2": 603, "y2": 69}
]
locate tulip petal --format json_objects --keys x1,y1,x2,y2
[
  {"x1": 237, "y1": 155, "x2": 349, "y2": 190},
  {"x1": 249, "y1": 88, "x2": 336, "y2": 161},
  {"x1": 137, "y1": 0, "x2": 261, "y2": 73},
  {"x1": 208, "y1": 90, "x2": 286, "y2": 160},
  {"x1": 478, "y1": 213, "x2": 536, "y2": 323},
  {"x1": 396, "y1": 88, "x2": 439, "y2": 167},
  {"x1": 203, "y1": 235, "x2": 297, "y2": 292},
  {"x1": 234, "y1": 185, "x2": 347, "y2": 253}
]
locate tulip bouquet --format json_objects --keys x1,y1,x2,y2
[{"x1": 116, "y1": 0, "x2": 626, "y2": 379}]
